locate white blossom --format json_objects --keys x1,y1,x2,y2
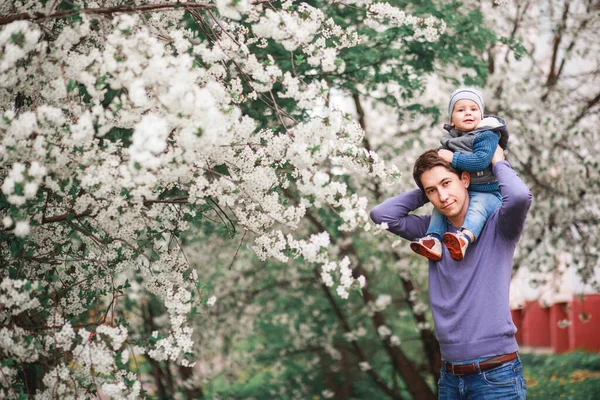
[
  {"x1": 377, "y1": 325, "x2": 392, "y2": 338},
  {"x1": 390, "y1": 335, "x2": 401, "y2": 346},
  {"x1": 322, "y1": 389, "x2": 335, "y2": 398},
  {"x1": 557, "y1": 319, "x2": 571, "y2": 329},
  {"x1": 13, "y1": 220, "x2": 30, "y2": 237},
  {"x1": 357, "y1": 275, "x2": 366, "y2": 288},
  {"x1": 2, "y1": 216, "x2": 12, "y2": 228},
  {"x1": 358, "y1": 361, "x2": 372, "y2": 371},
  {"x1": 207, "y1": 296, "x2": 217, "y2": 307}
]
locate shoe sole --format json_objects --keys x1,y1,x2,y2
[
  {"x1": 443, "y1": 234, "x2": 464, "y2": 261},
  {"x1": 410, "y1": 242, "x2": 441, "y2": 261}
]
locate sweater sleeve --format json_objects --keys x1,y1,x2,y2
[
  {"x1": 493, "y1": 161, "x2": 533, "y2": 241},
  {"x1": 451, "y1": 130, "x2": 499, "y2": 172},
  {"x1": 369, "y1": 189, "x2": 430, "y2": 241}
]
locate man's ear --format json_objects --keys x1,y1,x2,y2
[{"x1": 461, "y1": 171, "x2": 470, "y2": 188}]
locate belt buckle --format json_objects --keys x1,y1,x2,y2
[
  {"x1": 448, "y1": 363, "x2": 463, "y2": 376},
  {"x1": 449, "y1": 362, "x2": 476, "y2": 376}
]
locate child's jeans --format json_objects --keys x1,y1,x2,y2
[{"x1": 427, "y1": 190, "x2": 502, "y2": 241}]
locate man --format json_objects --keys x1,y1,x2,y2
[{"x1": 370, "y1": 147, "x2": 531, "y2": 399}]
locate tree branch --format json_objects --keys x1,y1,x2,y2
[
  {"x1": 554, "y1": 0, "x2": 594, "y2": 87},
  {"x1": 0, "y1": 2, "x2": 216, "y2": 26},
  {"x1": 313, "y1": 268, "x2": 403, "y2": 400},
  {"x1": 342, "y1": 240, "x2": 438, "y2": 398},
  {"x1": 542, "y1": 0, "x2": 570, "y2": 98},
  {"x1": 41, "y1": 208, "x2": 94, "y2": 224},
  {"x1": 304, "y1": 210, "x2": 435, "y2": 399},
  {"x1": 353, "y1": 92, "x2": 382, "y2": 201},
  {"x1": 38, "y1": 196, "x2": 188, "y2": 225},
  {"x1": 391, "y1": 253, "x2": 441, "y2": 382},
  {"x1": 565, "y1": 91, "x2": 600, "y2": 131}
]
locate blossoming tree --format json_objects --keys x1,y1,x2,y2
[
  {"x1": 0, "y1": 0, "x2": 455, "y2": 398},
  {"x1": 484, "y1": 0, "x2": 600, "y2": 288},
  {"x1": 188, "y1": 0, "x2": 600, "y2": 398},
  {"x1": 3, "y1": 0, "x2": 595, "y2": 398}
]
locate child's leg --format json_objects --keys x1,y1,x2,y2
[
  {"x1": 409, "y1": 209, "x2": 446, "y2": 261},
  {"x1": 426, "y1": 209, "x2": 446, "y2": 241},
  {"x1": 443, "y1": 191, "x2": 499, "y2": 261},
  {"x1": 461, "y1": 190, "x2": 502, "y2": 242}
]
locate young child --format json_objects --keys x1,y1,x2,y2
[{"x1": 410, "y1": 88, "x2": 509, "y2": 261}]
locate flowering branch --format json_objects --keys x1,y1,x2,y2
[{"x1": 0, "y1": 2, "x2": 216, "y2": 25}]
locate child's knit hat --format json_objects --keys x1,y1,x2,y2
[{"x1": 448, "y1": 88, "x2": 484, "y2": 118}]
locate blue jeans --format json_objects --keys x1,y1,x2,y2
[
  {"x1": 438, "y1": 354, "x2": 527, "y2": 399},
  {"x1": 427, "y1": 190, "x2": 502, "y2": 241}
]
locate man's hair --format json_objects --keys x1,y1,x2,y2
[{"x1": 413, "y1": 149, "x2": 461, "y2": 191}]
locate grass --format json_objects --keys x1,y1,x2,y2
[{"x1": 520, "y1": 350, "x2": 600, "y2": 399}]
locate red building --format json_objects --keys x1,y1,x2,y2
[{"x1": 510, "y1": 264, "x2": 600, "y2": 354}]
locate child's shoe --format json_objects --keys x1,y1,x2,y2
[
  {"x1": 442, "y1": 232, "x2": 469, "y2": 261},
  {"x1": 410, "y1": 236, "x2": 442, "y2": 261}
]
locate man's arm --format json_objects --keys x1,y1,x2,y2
[
  {"x1": 492, "y1": 147, "x2": 533, "y2": 241},
  {"x1": 369, "y1": 189, "x2": 430, "y2": 241}
]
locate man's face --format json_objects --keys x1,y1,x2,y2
[
  {"x1": 451, "y1": 99, "x2": 482, "y2": 131},
  {"x1": 420, "y1": 166, "x2": 470, "y2": 224}
]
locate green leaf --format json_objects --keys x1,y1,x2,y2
[{"x1": 67, "y1": 79, "x2": 77, "y2": 93}]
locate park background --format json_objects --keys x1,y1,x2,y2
[{"x1": 0, "y1": 0, "x2": 599, "y2": 398}]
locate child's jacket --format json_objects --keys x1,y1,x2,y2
[{"x1": 440, "y1": 115, "x2": 509, "y2": 191}]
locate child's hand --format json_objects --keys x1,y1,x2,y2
[{"x1": 438, "y1": 149, "x2": 454, "y2": 163}]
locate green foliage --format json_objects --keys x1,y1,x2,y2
[
  {"x1": 521, "y1": 351, "x2": 600, "y2": 399},
  {"x1": 499, "y1": 36, "x2": 527, "y2": 61},
  {"x1": 434, "y1": 3, "x2": 496, "y2": 88},
  {"x1": 194, "y1": 225, "x2": 435, "y2": 399},
  {"x1": 231, "y1": 0, "x2": 495, "y2": 130},
  {"x1": 101, "y1": 127, "x2": 133, "y2": 147}
]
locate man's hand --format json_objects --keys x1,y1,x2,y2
[
  {"x1": 491, "y1": 145, "x2": 505, "y2": 165},
  {"x1": 438, "y1": 149, "x2": 454, "y2": 163}
]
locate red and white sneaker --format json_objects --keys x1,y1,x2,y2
[
  {"x1": 443, "y1": 232, "x2": 469, "y2": 261},
  {"x1": 410, "y1": 236, "x2": 442, "y2": 261}
]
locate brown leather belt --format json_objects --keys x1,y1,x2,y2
[{"x1": 444, "y1": 352, "x2": 518, "y2": 376}]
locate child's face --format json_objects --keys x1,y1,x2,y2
[{"x1": 451, "y1": 99, "x2": 482, "y2": 131}]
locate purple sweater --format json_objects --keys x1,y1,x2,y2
[{"x1": 370, "y1": 161, "x2": 532, "y2": 361}]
